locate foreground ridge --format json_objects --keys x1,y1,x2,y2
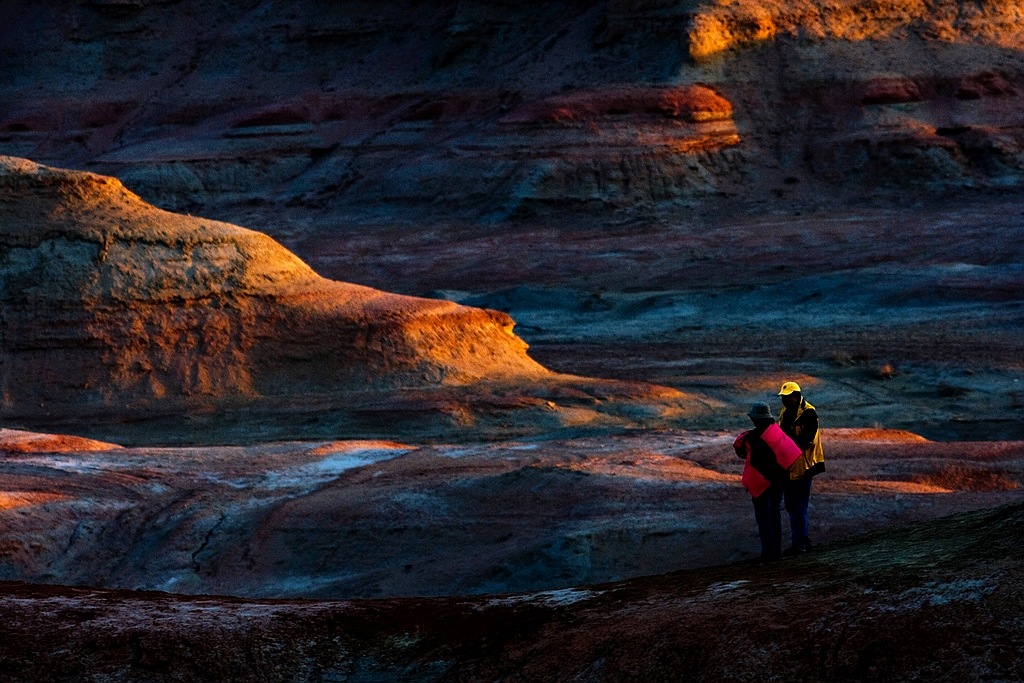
[{"x1": 0, "y1": 501, "x2": 1020, "y2": 681}]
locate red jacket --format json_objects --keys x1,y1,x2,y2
[{"x1": 734, "y1": 423, "x2": 802, "y2": 497}]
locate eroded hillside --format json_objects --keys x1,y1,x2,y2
[
  {"x1": 4, "y1": 0, "x2": 1024, "y2": 219},
  {"x1": 0, "y1": 157, "x2": 715, "y2": 442}
]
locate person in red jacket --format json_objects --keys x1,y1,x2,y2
[{"x1": 734, "y1": 402, "x2": 801, "y2": 562}]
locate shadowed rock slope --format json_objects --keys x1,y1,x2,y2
[
  {"x1": 0, "y1": 157, "x2": 707, "y2": 442},
  {"x1": 0, "y1": 501, "x2": 1020, "y2": 682}
]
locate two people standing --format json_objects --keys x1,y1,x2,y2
[{"x1": 734, "y1": 381, "x2": 825, "y2": 561}]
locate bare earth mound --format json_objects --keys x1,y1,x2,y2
[{"x1": 0, "y1": 157, "x2": 710, "y2": 443}]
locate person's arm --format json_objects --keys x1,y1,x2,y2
[
  {"x1": 795, "y1": 409, "x2": 818, "y2": 449},
  {"x1": 734, "y1": 431, "x2": 751, "y2": 459}
]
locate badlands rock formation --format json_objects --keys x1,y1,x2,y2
[
  {"x1": 3, "y1": 0, "x2": 1024, "y2": 217},
  {"x1": 685, "y1": 0, "x2": 1024, "y2": 60},
  {"x1": 0, "y1": 157, "x2": 704, "y2": 441},
  {"x1": 0, "y1": 0, "x2": 745, "y2": 217},
  {"x1": 1, "y1": 2, "x2": 1023, "y2": 680},
  {"x1": 0, "y1": 156, "x2": 538, "y2": 415}
]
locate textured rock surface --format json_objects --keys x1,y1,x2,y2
[
  {"x1": 0, "y1": 157, "x2": 536, "y2": 406},
  {"x1": 0, "y1": 426, "x2": 1020, "y2": 600},
  {"x1": 0, "y1": 157, "x2": 707, "y2": 441},
  {"x1": 686, "y1": 0, "x2": 1024, "y2": 61},
  {"x1": 4, "y1": 0, "x2": 1024, "y2": 218},
  {"x1": 1, "y1": 4, "x2": 1023, "y2": 678},
  {"x1": 0, "y1": 1, "x2": 742, "y2": 217}
]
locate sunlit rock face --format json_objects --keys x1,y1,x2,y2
[
  {"x1": 0, "y1": 157, "x2": 549, "y2": 426},
  {"x1": 685, "y1": 0, "x2": 1024, "y2": 195},
  {"x1": 0, "y1": 157, "x2": 710, "y2": 441},
  {"x1": 686, "y1": 0, "x2": 1024, "y2": 61}
]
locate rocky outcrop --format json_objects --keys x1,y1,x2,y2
[
  {"x1": 687, "y1": 0, "x2": 1024, "y2": 62},
  {"x1": 0, "y1": 157, "x2": 545, "y2": 403},
  {"x1": 0, "y1": 0, "x2": 1020, "y2": 217},
  {"x1": 0, "y1": 157, "x2": 707, "y2": 440},
  {"x1": 681, "y1": 0, "x2": 1024, "y2": 196},
  {"x1": 87, "y1": 83, "x2": 742, "y2": 216},
  {"x1": 0, "y1": 1, "x2": 746, "y2": 218}
]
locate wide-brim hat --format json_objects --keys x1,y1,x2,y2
[{"x1": 747, "y1": 402, "x2": 774, "y2": 420}]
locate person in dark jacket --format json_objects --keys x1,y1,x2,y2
[
  {"x1": 735, "y1": 402, "x2": 792, "y2": 562},
  {"x1": 777, "y1": 381, "x2": 825, "y2": 555}
]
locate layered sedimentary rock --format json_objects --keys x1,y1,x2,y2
[
  {"x1": 0, "y1": 157, "x2": 706, "y2": 440},
  {"x1": 1, "y1": 425, "x2": 1020, "y2": 600},
  {"x1": 1, "y1": 157, "x2": 538, "y2": 421},
  {"x1": 686, "y1": 0, "x2": 1024, "y2": 61},
  {"x1": 0, "y1": 1, "x2": 741, "y2": 217},
  {"x1": 3, "y1": 0, "x2": 1024, "y2": 218},
  {"x1": 96, "y1": 80, "x2": 742, "y2": 216}
]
